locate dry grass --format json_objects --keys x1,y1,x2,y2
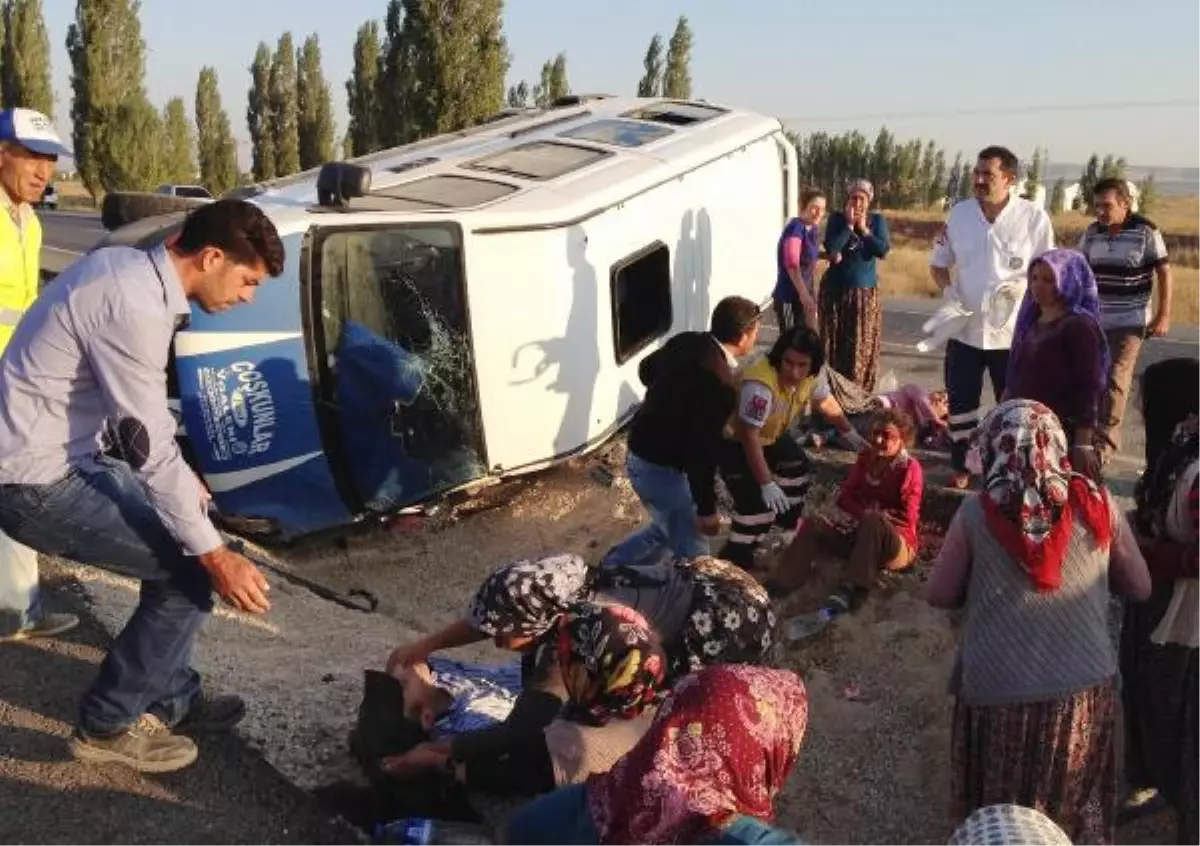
[
  {"x1": 880, "y1": 196, "x2": 1200, "y2": 326},
  {"x1": 52, "y1": 178, "x2": 97, "y2": 210}
]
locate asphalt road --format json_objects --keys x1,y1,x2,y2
[
  {"x1": 0, "y1": 561, "x2": 356, "y2": 845},
  {"x1": 39, "y1": 211, "x2": 105, "y2": 274}
]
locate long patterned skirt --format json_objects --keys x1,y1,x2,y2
[
  {"x1": 1119, "y1": 584, "x2": 1199, "y2": 844},
  {"x1": 951, "y1": 681, "x2": 1118, "y2": 845},
  {"x1": 818, "y1": 280, "x2": 882, "y2": 392}
]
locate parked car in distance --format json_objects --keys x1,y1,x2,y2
[
  {"x1": 156, "y1": 184, "x2": 214, "y2": 200},
  {"x1": 35, "y1": 182, "x2": 58, "y2": 210}
]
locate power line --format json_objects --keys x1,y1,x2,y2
[{"x1": 779, "y1": 98, "x2": 1197, "y2": 124}]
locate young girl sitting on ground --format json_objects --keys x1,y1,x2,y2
[{"x1": 765, "y1": 407, "x2": 924, "y2": 618}]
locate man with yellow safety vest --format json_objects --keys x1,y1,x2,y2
[
  {"x1": 717, "y1": 325, "x2": 868, "y2": 569},
  {"x1": 0, "y1": 108, "x2": 78, "y2": 642}
]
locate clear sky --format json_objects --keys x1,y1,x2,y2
[{"x1": 40, "y1": 0, "x2": 1200, "y2": 171}]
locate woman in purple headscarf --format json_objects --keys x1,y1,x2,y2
[{"x1": 1003, "y1": 248, "x2": 1109, "y2": 479}]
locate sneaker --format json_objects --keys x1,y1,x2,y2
[
  {"x1": 69, "y1": 714, "x2": 198, "y2": 773},
  {"x1": 174, "y1": 693, "x2": 246, "y2": 734},
  {"x1": 0, "y1": 612, "x2": 79, "y2": 643}
]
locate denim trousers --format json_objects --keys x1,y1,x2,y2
[
  {"x1": 0, "y1": 456, "x2": 214, "y2": 735},
  {"x1": 603, "y1": 451, "x2": 710, "y2": 568}
]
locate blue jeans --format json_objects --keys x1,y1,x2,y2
[
  {"x1": 0, "y1": 456, "x2": 214, "y2": 735},
  {"x1": 604, "y1": 451, "x2": 709, "y2": 568}
]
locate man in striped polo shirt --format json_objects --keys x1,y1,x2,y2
[{"x1": 1077, "y1": 178, "x2": 1173, "y2": 463}]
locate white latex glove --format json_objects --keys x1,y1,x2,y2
[{"x1": 760, "y1": 481, "x2": 791, "y2": 515}]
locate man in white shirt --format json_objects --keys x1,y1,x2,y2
[{"x1": 929, "y1": 146, "x2": 1055, "y2": 487}]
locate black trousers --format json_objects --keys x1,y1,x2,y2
[
  {"x1": 716, "y1": 434, "x2": 810, "y2": 568},
  {"x1": 944, "y1": 339, "x2": 1010, "y2": 472}
]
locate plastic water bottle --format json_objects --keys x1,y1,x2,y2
[{"x1": 373, "y1": 818, "x2": 493, "y2": 845}]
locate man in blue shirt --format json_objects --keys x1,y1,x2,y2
[{"x1": 0, "y1": 199, "x2": 284, "y2": 773}]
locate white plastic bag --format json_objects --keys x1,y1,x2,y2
[{"x1": 0, "y1": 530, "x2": 38, "y2": 614}]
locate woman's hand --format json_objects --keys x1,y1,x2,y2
[
  {"x1": 386, "y1": 639, "x2": 432, "y2": 675},
  {"x1": 380, "y1": 741, "x2": 451, "y2": 777}
]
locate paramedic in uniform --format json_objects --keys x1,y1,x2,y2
[
  {"x1": 929, "y1": 145, "x2": 1055, "y2": 488},
  {"x1": 0, "y1": 108, "x2": 77, "y2": 642},
  {"x1": 717, "y1": 325, "x2": 867, "y2": 569},
  {"x1": 0, "y1": 199, "x2": 283, "y2": 773}
]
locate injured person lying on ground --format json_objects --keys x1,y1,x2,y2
[
  {"x1": 717, "y1": 326, "x2": 868, "y2": 572},
  {"x1": 764, "y1": 406, "x2": 925, "y2": 642},
  {"x1": 371, "y1": 603, "x2": 668, "y2": 798}
]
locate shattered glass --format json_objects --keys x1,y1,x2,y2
[{"x1": 318, "y1": 225, "x2": 487, "y2": 513}]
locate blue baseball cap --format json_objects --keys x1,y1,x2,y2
[{"x1": 0, "y1": 108, "x2": 72, "y2": 158}]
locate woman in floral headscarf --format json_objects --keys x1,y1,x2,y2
[
  {"x1": 819, "y1": 178, "x2": 891, "y2": 391},
  {"x1": 381, "y1": 602, "x2": 668, "y2": 794},
  {"x1": 1003, "y1": 248, "x2": 1109, "y2": 479},
  {"x1": 505, "y1": 664, "x2": 808, "y2": 845},
  {"x1": 386, "y1": 551, "x2": 777, "y2": 687},
  {"x1": 540, "y1": 603, "x2": 667, "y2": 786},
  {"x1": 925, "y1": 399, "x2": 1150, "y2": 844}
]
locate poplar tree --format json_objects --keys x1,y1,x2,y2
[
  {"x1": 394, "y1": 0, "x2": 508, "y2": 140},
  {"x1": 636, "y1": 34, "x2": 663, "y2": 97},
  {"x1": 67, "y1": 0, "x2": 157, "y2": 195},
  {"x1": 345, "y1": 20, "x2": 380, "y2": 156},
  {"x1": 376, "y1": 0, "x2": 414, "y2": 146},
  {"x1": 662, "y1": 16, "x2": 692, "y2": 99},
  {"x1": 297, "y1": 33, "x2": 335, "y2": 169},
  {"x1": 160, "y1": 96, "x2": 196, "y2": 185},
  {"x1": 195, "y1": 66, "x2": 239, "y2": 196},
  {"x1": 268, "y1": 31, "x2": 300, "y2": 177},
  {"x1": 2, "y1": 0, "x2": 54, "y2": 116},
  {"x1": 546, "y1": 52, "x2": 568, "y2": 103},
  {"x1": 247, "y1": 42, "x2": 275, "y2": 181}
]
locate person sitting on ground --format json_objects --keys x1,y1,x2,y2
[
  {"x1": 765, "y1": 407, "x2": 924, "y2": 617},
  {"x1": 877, "y1": 385, "x2": 950, "y2": 449},
  {"x1": 1002, "y1": 248, "x2": 1107, "y2": 481},
  {"x1": 813, "y1": 376, "x2": 950, "y2": 451},
  {"x1": 504, "y1": 664, "x2": 808, "y2": 845},
  {"x1": 717, "y1": 325, "x2": 868, "y2": 571},
  {"x1": 925, "y1": 398, "x2": 1151, "y2": 844},
  {"x1": 383, "y1": 603, "x2": 667, "y2": 795},
  {"x1": 388, "y1": 550, "x2": 777, "y2": 691}
]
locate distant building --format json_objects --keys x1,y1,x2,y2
[
  {"x1": 1047, "y1": 180, "x2": 1140, "y2": 214},
  {"x1": 1013, "y1": 179, "x2": 1047, "y2": 209}
]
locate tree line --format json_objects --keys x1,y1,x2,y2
[
  {"x1": 337, "y1": 5, "x2": 693, "y2": 163},
  {"x1": 1, "y1": 0, "x2": 1160, "y2": 213},
  {"x1": 788, "y1": 128, "x2": 1159, "y2": 214}
]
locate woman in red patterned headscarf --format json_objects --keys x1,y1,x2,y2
[
  {"x1": 926, "y1": 399, "x2": 1151, "y2": 844},
  {"x1": 505, "y1": 664, "x2": 808, "y2": 845}
]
